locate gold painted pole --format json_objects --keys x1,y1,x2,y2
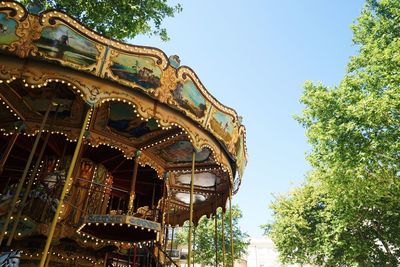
[
  {"x1": 160, "y1": 180, "x2": 167, "y2": 257},
  {"x1": 128, "y1": 154, "x2": 139, "y2": 214},
  {"x1": 214, "y1": 185, "x2": 218, "y2": 267},
  {"x1": 193, "y1": 226, "x2": 196, "y2": 267},
  {"x1": 164, "y1": 193, "x2": 170, "y2": 251},
  {"x1": 44, "y1": 246, "x2": 52, "y2": 267},
  {"x1": 0, "y1": 97, "x2": 53, "y2": 246},
  {"x1": 187, "y1": 151, "x2": 196, "y2": 267},
  {"x1": 229, "y1": 187, "x2": 234, "y2": 267},
  {"x1": 7, "y1": 105, "x2": 60, "y2": 246},
  {"x1": 0, "y1": 131, "x2": 19, "y2": 175},
  {"x1": 103, "y1": 252, "x2": 108, "y2": 267},
  {"x1": 39, "y1": 108, "x2": 91, "y2": 267},
  {"x1": 170, "y1": 208, "x2": 176, "y2": 252},
  {"x1": 222, "y1": 209, "x2": 226, "y2": 267}
]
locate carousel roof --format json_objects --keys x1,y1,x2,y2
[{"x1": 0, "y1": 0, "x2": 247, "y2": 224}]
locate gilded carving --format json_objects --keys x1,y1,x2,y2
[
  {"x1": 0, "y1": 64, "x2": 21, "y2": 79},
  {"x1": 87, "y1": 132, "x2": 136, "y2": 158},
  {"x1": 138, "y1": 152, "x2": 165, "y2": 178},
  {"x1": 8, "y1": 15, "x2": 41, "y2": 58},
  {"x1": 153, "y1": 66, "x2": 177, "y2": 104}
]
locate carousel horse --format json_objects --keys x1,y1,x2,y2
[
  {"x1": 29, "y1": 170, "x2": 64, "y2": 212},
  {"x1": 0, "y1": 250, "x2": 20, "y2": 267}
]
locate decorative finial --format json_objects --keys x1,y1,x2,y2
[{"x1": 169, "y1": 55, "x2": 181, "y2": 68}]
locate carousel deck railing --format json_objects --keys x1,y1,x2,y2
[{"x1": 1, "y1": 172, "x2": 161, "y2": 227}]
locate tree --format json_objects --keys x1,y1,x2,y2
[
  {"x1": 267, "y1": 0, "x2": 400, "y2": 266},
  {"x1": 20, "y1": 0, "x2": 182, "y2": 41},
  {"x1": 175, "y1": 205, "x2": 249, "y2": 267}
]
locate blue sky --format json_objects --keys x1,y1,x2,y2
[{"x1": 133, "y1": 0, "x2": 365, "y2": 237}]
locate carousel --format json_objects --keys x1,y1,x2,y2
[{"x1": 0, "y1": 1, "x2": 247, "y2": 266}]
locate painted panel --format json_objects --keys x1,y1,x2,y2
[
  {"x1": 157, "y1": 140, "x2": 211, "y2": 164},
  {"x1": 34, "y1": 25, "x2": 99, "y2": 66},
  {"x1": 22, "y1": 86, "x2": 77, "y2": 119},
  {"x1": 0, "y1": 13, "x2": 18, "y2": 45},
  {"x1": 172, "y1": 80, "x2": 207, "y2": 118},
  {"x1": 110, "y1": 53, "x2": 161, "y2": 89},
  {"x1": 209, "y1": 109, "x2": 235, "y2": 143},
  {"x1": 107, "y1": 102, "x2": 160, "y2": 138}
]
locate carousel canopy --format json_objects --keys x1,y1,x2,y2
[{"x1": 0, "y1": 0, "x2": 247, "y2": 225}]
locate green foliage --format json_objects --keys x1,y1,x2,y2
[
  {"x1": 19, "y1": 0, "x2": 182, "y2": 41},
  {"x1": 269, "y1": 0, "x2": 400, "y2": 266},
  {"x1": 175, "y1": 205, "x2": 249, "y2": 267}
]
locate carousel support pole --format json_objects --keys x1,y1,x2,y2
[
  {"x1": 109, "y1": 195, "x2": 114, "y2": 213},
  {"x1": 128, "y1": 246, "x2": 132, "y2": 267},
  {"x1": 187, "y1": 150, "x2": 196, "y2": 267},
  {"x1": 170, "y1": 218, "x2": 175, "y2": 252},
  {"x1": 229, "y1": 186, "x2": 234, "y2": 267},
  {"x1": 0, "y1": 95, "x2": 53, "y2": 246},
  {"x1": 193, "y1": 226, "x2": 196, "y2": 267},
  {"x1": 117, "y1": 197, "x2": 122, "y2": 211},
  {"x1": 157, "y1": 178, "x2": 168, "y2": 266},
  {"x1": 39, "y1": 108, "x2": 92, "y2": 267},
  {"x1": 7, "y1": 105, "x2": 60, "y2": 246},
  {"x1": 164, "y1": 193, "x2": 170, "y2": 251},
  {"x1": 214, "y1": 185, "x2": 218, "y2": 267},
  {"x1": 0, "y1": 130, "x2": 19, "y2": 175},
  {"x1": 44, "y1": 246, "x2": 52, "y2": 267},
  {"x1": 222, "y1": 209, "x2": 226, "y2": 267},
  {"x1": 128, "y1": 152, "x2": 140, "y2": 214},
  {"x1": 2, "y1": 178, "x2": 10, "y2": 195},
  {"x1": 133, "y1": 243, "x2": 137, "y2": 267},
  {"x1": 151, "y1": 182, "x2": 156, "y2": 212},
  {"x1": 170, "y1": 207, "x2": 176, "y2": 266},
  {"x1": 103, "y1": 252, "x2": 108, "y2": 267},
  {"x1": 215, "y1": 211, "x2": 218, "y2": 267}
]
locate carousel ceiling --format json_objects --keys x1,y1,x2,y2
[{"x1": 0, "y1": 1, "x2": 247, "y2": 227}]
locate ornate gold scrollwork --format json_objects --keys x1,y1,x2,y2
[
  {"x1": 8, "y1": 14, "x2": 41, "y2": 58},
  {"x1": 153, "y1": 66, "x2": 177, "y2": 105},
  {"x1": 138, "y1": 152, "x2": 165, "y2": 178}
]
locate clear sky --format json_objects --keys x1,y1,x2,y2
[{"x1": 133, "y1": 0, "x2": 365, "y2": 237}]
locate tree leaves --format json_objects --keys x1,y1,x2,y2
[
  {"x1": 20, "y1": 0, "x2": 182, "y2": 41},
  {"x1": 269, "y1": 1, "x2": 400, "y2": 266}
]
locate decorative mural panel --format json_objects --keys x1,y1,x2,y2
[
  {"x1": 109, "y1": 53, "x2": 162, "y2": 89},
  {"x1": 34, "y1": 25, "x2": 99, "y2": 67},
  {"x1": 0, "y1": 13, "x2": 18, "y2": 45},
  {"x1": 107, "y1": 102, "x2": 160, "y2": 139},
  {"x1": 22, "y1": 85, "x2": 76, "y2": 118},
  {"x1": 172, "y1": 80, "x2": 208, "y2": 118},
  {"x1": 156, "y1": 140, "x2": 211, "y2": 164},
  {"x1": 209, "y1": 108, "x2": 236, "y2": 144}
]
